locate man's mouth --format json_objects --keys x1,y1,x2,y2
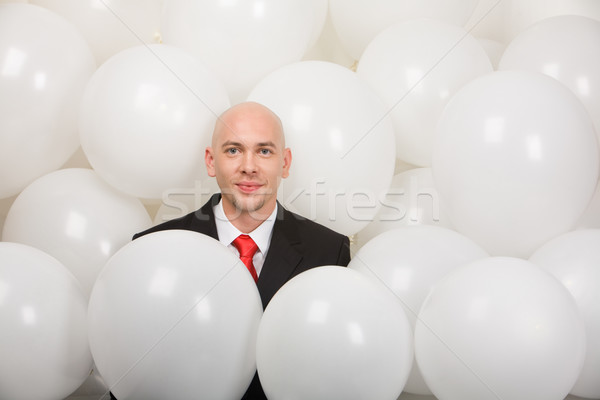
[{"x1": 236, "y1": 182, "x2": 263, "y2": 194}]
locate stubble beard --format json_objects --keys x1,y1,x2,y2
[{"x1": 231, "y1": 193, "x2": 265, "y2": 214}]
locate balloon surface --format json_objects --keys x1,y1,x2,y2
[
  {"x1": 530, "y1": 229, "x2": 600, "y2": 399},
  {"x1": 30, "y1": 0, "x2": 162, "y2": 64},
  {"x1": 248, "y1": 61, "x2": 396, "y2": 236},
  {"x1": 161, "y1": 0, "x2": 322, "y2": 102},
  {"x1": 357, "y1": 19, "x2": 492, "y2": 166},
  {"x1": 349, "y1": 226, "x2": 488, "y2": 395},
  {"x1": 0, "y1": 242, "x2": 92, "y2": 400},
  {"x1": 415, "y1": 257, "x2": 586, "y2": 400},
  {"x1": 257, "y1": 266, "x2": 413, "y2": 400},
  {"x1": 432, "y1": 70, "x2": 599, "y2": 257},
  {"x1": 0, "y1": 3, "x2": 96, "y2": 198},
  {"x1": 79, "y1": 44, "x2": 230, "y2": 199},
  {"x1": 356, "y1": 168, "x2": 453, "y2": 249},
  {"x1": 2, "y1": 168, "x2": 152, "y2": 297},
  {"x1": 500, "y1": 15, "x2": 600, "y2": 138},
  {"x1": 88, "y1": 230, "x2": 262, "y2": 400},
  {"x1": 330, "y1": 0, "x2": 479, "y2": 60},
  {"x1": 153, "y1": 176, "x2": 219, "y2": 225}
]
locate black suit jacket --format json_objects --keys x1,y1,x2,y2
[{"x1": 128, "y1": 193, "x2": 351, "y2": 399}]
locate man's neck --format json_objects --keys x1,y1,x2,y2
[{"x1": 222, "y1": 202, "x2": 276, "y2": 234}]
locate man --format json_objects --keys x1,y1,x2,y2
[{"x1": 130, "y1": 101, "x2": 351, "y2": 399}]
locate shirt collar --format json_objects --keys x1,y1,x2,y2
[{"x1": 214, "y1": 199, "x2": 277, "y2": 255}]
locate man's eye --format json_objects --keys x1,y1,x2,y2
[
  {"x1": 259, "y1": 149, "x2": 272, "y2": 155},
  {"x1": 227, "y1": 148, "x2": 239, "y2": 155}
]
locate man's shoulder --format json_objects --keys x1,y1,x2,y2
[{"x1": 132, "y1": 211, "x2": 193, "y2": 240}]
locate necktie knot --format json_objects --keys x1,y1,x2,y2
[
  {"x1": 232, "y1": 234, "x2": 259, "y2": 283},
  {"x1": 233, "y1": 234, "x2": 258, "y2": 258}
]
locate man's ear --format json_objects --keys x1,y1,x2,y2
[
  {"x1": 282, "y1": 148, "x2": 292, "y2": 179},
  {"x1": 205, "y1": 147, "x2": 216, "y2": 177}
]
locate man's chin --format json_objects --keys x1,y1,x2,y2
[{"x1": 231, "y1": 195, "x2": 266, "y2": 214}]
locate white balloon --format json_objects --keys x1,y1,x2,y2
[
  {"x1": 161, "y1": 0, "x2": 321, "y2": 103},
  {"x1": 415, "y1": 257, "x2": 586, "y2": 400},
  {"x1": 0, "y1": 4, "x2": 96, "y2": 198},
  {"x1": 79, "y1": 44, "x2": 230, "y2": 199},
  {"x1": 357, "y1": 19, "x2": 492, "y2": 166},
  {"x1": 500, "y1": 15, "x2": 600, "y2": 142},
  {"x1": 355, "y1": 168, "x2": 453, "y2": 249},
  {"x1": 153, "y1": 176, "x2": 219, "y2": 225},
  {"x1": 257, "y1": 266, "x2": 413, "y2": 400},
  {"x1": 432, "y1": 71, "x2": 599, "y2": 257},
  {"x1": 0, "y1": 242, "x2": 92, "y2": 400},
  {"x1": 330, "y1": 0, "x2": 479, "y2": 60},
  {"x1": 248, "y1": 61, "x2": 396, "y2": 236},
  {"x1": 30, "y1": 0, "x2": 162, "y2": 65},
  {"x1": 349, "y1": 226, "x2": 488, "y2": 395},
  {"x1": 530, "y1": 229, "x2": 600, "y2": 399},
  {"x1": 2, "y1": 168, "x2": 152, "y2": 297},
  {"x1": 88, "y1": 230, "x2": 262, "y2": 400}
]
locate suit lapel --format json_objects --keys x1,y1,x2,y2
[
  {"x1": 257, "y1": 204, "x2": 304, "y2": 307},
  {"x1": 190, "y1": 193, "x2": 220, "y2": 240}
]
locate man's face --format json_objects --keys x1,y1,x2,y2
[{"x1": 205, "y1": 106, "x2": 291, "y2": 220}]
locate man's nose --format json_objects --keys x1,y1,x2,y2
[{"x1": 240, "y1": 152, "x2": 257, "y2": 173}]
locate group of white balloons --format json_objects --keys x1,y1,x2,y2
[{"x1": 1, "y1": 0, "x2": 600, "y2": 399}]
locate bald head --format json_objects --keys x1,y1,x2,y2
[
  {"x1": 205, "y1": 101, "x2": 292, "y2": 230},
  {"x1": 212, "y1": 101, "x2": 285, "y2": 148}
]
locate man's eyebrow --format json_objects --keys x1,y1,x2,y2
[
  {"x1": 257, "y1": 141, "x2": 276, "y2": 148},
  {"x1": 220, "y1": 140, "x2": 278, "y2": 149},
  {"x1": 220, "y1": 140, "x2": 243, "y2": 148}
]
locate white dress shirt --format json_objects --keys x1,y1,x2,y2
[{"x1": 213, "y1": 199, "x2": 277, "y2": 276}]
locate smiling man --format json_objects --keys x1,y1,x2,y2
[
  {"x1": 129, "y1": 101, "x2": 350, "y2": 400},
  {"x1": 206, "y1": 101, "x2": 292, "y2": 234}
]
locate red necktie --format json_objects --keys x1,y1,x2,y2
[{"x1": 232, "y1": 234, "x2": 259, "y2": 283}]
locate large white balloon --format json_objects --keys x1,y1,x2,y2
[
  {"x1": 0, "y1": 4, "x2": 96, "y2": 198},
  {"x1": 357, "y1": 19, "x2": 492, "y2": 166},
  {"x1": 329, "y1": 0, "x2": 479, "y2": 60},
  {"x1": 248, "y1": 61, "x2": 396, "y2": 236},
  {"x1": 30, "y1": 0, "x2": 162, "y2": 65},
  {"x1": 161, "y1": 0, "x2": 323, "y2": 103},
  {"x1": 355, "y1": 168, "x2": 453, "y2": 249},
  {"x1": 349, "y1": 226, "x2": 488, "y2": 395},
  {"x1": 2, "y1": 168, "x2": 152, "y2": 297},
  {"x1": 0, "y1": 242, "x2": 92, "y2": 400},
  {"x1": 79, "y1": 44, "x2": 230, "y2": 199},
  {"x1": 530, "y1": 229, "x2": 600, "y2": 399},
  {"x1": 415, "y1": 257, "x2": 586, "y2": 400},
  {"x1": 88, "y1": 230, "x2": 262, "y2": 400},
  {"x1": 500, "y1": 15, "x2": 600, "y2": 139},
  {"x1": 432, "y1": 71, "x2": 599, "y2": 257},
  {"x1": 257, "y1": 266, "x2": 413, "y2": 400}
]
